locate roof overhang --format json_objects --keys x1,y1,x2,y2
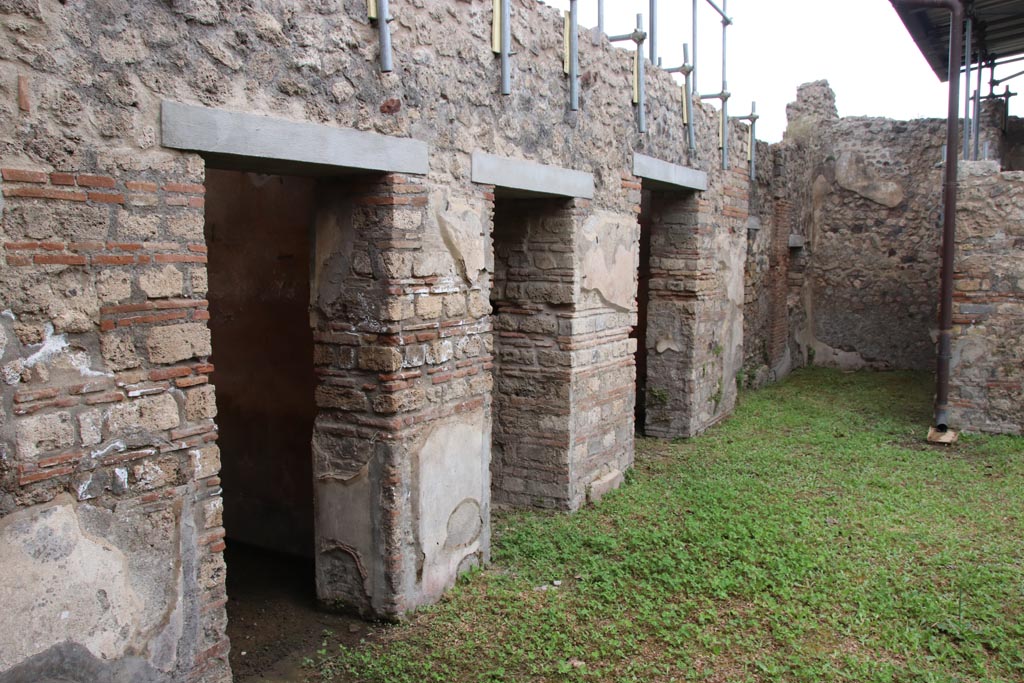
[{"x1": 892, "y1": 0, "x2": 1024, "y2": 82}]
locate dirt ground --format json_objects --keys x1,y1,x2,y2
[{"x1": 224, "y1": 543, "x2": 377, "y2": 682}]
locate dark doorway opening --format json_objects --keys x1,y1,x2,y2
[
  {"x1": 633, "y1": 190, "x2": 653, "y2": 432},
  {"x1": 204, "y1": 169, "x2": 319, "y2": 677}
]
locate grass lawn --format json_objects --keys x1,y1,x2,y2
[{"x1": 307, "y1": 369, "x2": 1024, "y2": 682}]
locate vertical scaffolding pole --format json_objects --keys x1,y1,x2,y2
[
  {"x1": 374, "y1": 0, "x2": 393, "y2": 72},
  {"x1": 598, "y1": 0, "x2": 604, "y2": 34},
  {"x1": 692, "y1": 0, "x2": 698, "y2": 94},
  {"x1": 963, "y1": 17, "x2": 972, "y2": 159},
  {"x1": 610, "y1": 17, "x2": 647, "y2": 133},
  {"x1": 684, "y1": 44, "x2": 696, "y2": 152},
  {"x1": 721, "y1": 0, "x2": 729, "y2": 170},
  {"x1": 569, "y1": 0, "x2": 579, "y2": 111},
  {"x1": 501, "y1": 0, "x2": 511, "y2": 95},
  {"x1": 636, "y1": 13, "x2": 646, "y2": 134},
  {"x1": 749, "y1": 102, "x2": 757, "y2": 179},
  {"x1": 650, "y1": 0, "x2": 658, "y2": 64},
  {"x1": 973, "y1": 65, "x2": 982, "y2": 158}
]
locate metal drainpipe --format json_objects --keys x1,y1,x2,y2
[{"x1": 893, "y1": 0, "x2": 963, "y2": 431}]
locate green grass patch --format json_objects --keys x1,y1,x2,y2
[{"x1": 307, "y1": 368, "x2": 1024, "y2": 682}]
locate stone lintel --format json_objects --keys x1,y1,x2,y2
[
  {"x1": 632, "y1": 153, "x2": 708, "y2": 192},
  {"x1": 161, "y1": 101, "x2": 429, "y2": 175},
  {"x1": 470, "y1": 151, "x2": 594, "y2": 199}
]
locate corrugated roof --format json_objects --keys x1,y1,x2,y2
[{"x1": 892, "y1": 0, "x2": 1024, "y2": 81}]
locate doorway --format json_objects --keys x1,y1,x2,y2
[{"x1": 204, "y1": 169, "x2": 318, "y2": 677}]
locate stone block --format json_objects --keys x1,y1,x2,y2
[
  {"x1": 101, "y1": 330, "x2": 141, "y2": 371},
  {"x1": 167, "y1": 213, "x2": 203, "y2": 240},
  {"x1": 190, "y1": 267, "x2": 208, "y2": 296},
  {"x1": 96, "y1": 270, "x2": 133, "y2": 304},
  {"x1": 372, "y1": 388, "x2": 425, "y2": 414},
  {"x1": 192, "y1": 444, "x2": 221, "y2": 479},
  {"x1": 117, "y1": 210, "x2": 160, "y2": 240},
  {"x1": 78, "y1": 409, "x2": 103, "y2": 447},
  {"x1": 415, "y1": 295, "x2": 442, "y2": 320},
  {"x1": 358, "y1": 346, "x2": 403, "y2": 372},
  {"x1": 146, "y1": 323, "x2": 212, "y2": 364},
  {"x1": 184, "y1": 384, "x2": 217, "y2": 421},
  {"x1": 16, "y1": 411, "x2": 76, "y2": 459},
  {"x1": 106, "y1": 393, "x2": 180, "y2": 434},
  {"x1": 315, "y1": 385, "x2": 369, "y2": 411},
  {"x1": 139, "y1": 265, "x2": 184, "y2": 299}
]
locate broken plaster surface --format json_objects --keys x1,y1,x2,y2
[
  {"x1": 578, "y1": 212, "x2": 638, "y2": 312},
  {"x1": 436, "y1": 192, "x2": 489, "y2": 287},
  {"x1": 0, "y1": 494, "x2": 183, "y2": 673},
  {"x1": 415, "y1": 409, "x2": 490, "y2": 605}
]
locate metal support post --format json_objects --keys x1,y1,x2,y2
[
  {"x1": 692, "y1": 0, "x2": 698, "y2": 94},
  {"x1": 964, "y1": 17, "x2": 972, "y2": 159},
  {"x1": 665, "y1": 44, "x2": 696, "y2": 152},
  {"x1": 609, "y1": 16, "x2": 648, "y2": 133},
  {"x1": 636, "y1": 13, "x2": 646, "y2": 133},
  {"x1": 650, "y1": 0, "x2": 658, "y2": 65},
  {"x1": 720, "y1": 0, "x2": 730, "y2": 169},
  {"x1": 500, "y1": 0, "x2": 511, "y2": 95},
  {"x1": 731, "y1": 102, "x2": 758, "y2": 179},
  {"x1": 973, "y1": 65, "x2": 982, "y2": 159},
  {"x1": 569, "y1": 0, "x2": 579, "y2": 111},
  {"x1": 373, "y1": 0, "x2": 393, "y2": 73},
  {"x1": 598, "y1": 0, "x2": 604, "y2": 34}
]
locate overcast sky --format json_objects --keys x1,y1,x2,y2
[{"x1": 542, "y1": 0, "x2": 1022, "y2": 142}]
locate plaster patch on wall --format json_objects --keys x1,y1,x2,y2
[
  {"x1": 578, "y1": 213, "x2": 637, "y2": 312},
  {"x1": 0, "y1": 497, "x2": 144, "y2": 670},
  {"x1": 835, "y1": 151, "x2": 905, "y2": 208},
  {"x1": 415, "y1": 409, "x2": 489, "y2": 603},
  {"x1": 436, "y1": 193, "x2": 488, "y2": 286}
]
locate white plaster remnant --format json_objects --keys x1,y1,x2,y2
[
  {"x1": 578, "y1": 213, "x2": 637, "y2": 312},
  {"x1": 23, "y1": 323, "x2": 68, "y2": 368},
  {"x1": 0, "y1": 498, "x2": 144, "y2": 669}
]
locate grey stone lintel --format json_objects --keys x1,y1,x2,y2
[
  {"x1": 471, "y1": 151, "x2": 594, "y2": 199},
  {"x1": 161, "y1": 100, "x2": 429, "y2": 175},
  {"x1": 632, "y1": 153, "x2": 708, "y2": 192}
]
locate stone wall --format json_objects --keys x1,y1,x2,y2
[
  {"x1": 0, "y1": 0, "x2": 755, "y2": 680},
  {"x1": 775, "y1": 82, "x2": 945, "y2": 372},
  {"x1": 949, "y1": 161, "x2": 1024, "y2": 434}
]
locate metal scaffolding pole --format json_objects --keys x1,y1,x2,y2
[
  {"x1": 650, "y1": 0, "x2": 658, "y2": 64},
  {"x1": 569, "y1": 0, "x2": 579, "y2": 111},
  {"x1": 666, "y1": 44, "x2": 696, "y2": 153},
  {"x1": 374, "y1": 0, "x2": 393, "y2": 72},
  {"x1": 964, "y1": 17, "x2": 972, "y2": 159},
  {"x1": 598, "y1": 0, "x2": 604, "y2": 34},
  {"x1": 720, "y1": 0, "x2": 731, "y2": 169},
  {"x1": 500, "y1": 0, "x2": 511, "y2": 95},
  {"x1": 692, "y1": 0, "x2": 698, "y2": 94},
  {"x1": 609, "y1": 15, "x2": 648, "y2": 133},
  {"x1": 973, "y1": 65, "x2": 982, "y2": 158}
]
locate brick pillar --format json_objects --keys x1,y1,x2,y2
[
  {"x1": 311, "y1": 175, "x2": 492, "y2": 616},
  {"x1": 490, "y1": 197, "x2": 577, "y2": 509},
  {"x1": 642, "y1": 168, "x2": 748, "y2": 438}
]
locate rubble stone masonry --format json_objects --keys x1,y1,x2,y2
[
  {"x1": 0, "y1": 1, "x2": 754, "y2": 681},
  {"x1": 949, "y1": 161, "x2": 1024, "y2": 435}
]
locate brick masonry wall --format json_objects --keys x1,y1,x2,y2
[
  {"x1": 491, "y1": 198, "x2": 575, "y2": 509},
  {"x1": 642, "y1": 166, "x2": 748, "y2": 437},
  {"x1": 949, "y1": 161, "x2": 1024, "y2": 435},
  {"x1": 0, "y1": 161, "x2": 230, "y2": 681},
  {"x1": 0, "y1": 0, "x2": 756, "y2": 679}
]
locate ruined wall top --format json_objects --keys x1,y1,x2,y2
[{"x1": 784, "y1": 80, "x2": 839, "y2": 142}]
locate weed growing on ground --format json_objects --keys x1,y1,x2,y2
[{"x1": 307, "y1": 369, "x2": 1024, "y2": 682}]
